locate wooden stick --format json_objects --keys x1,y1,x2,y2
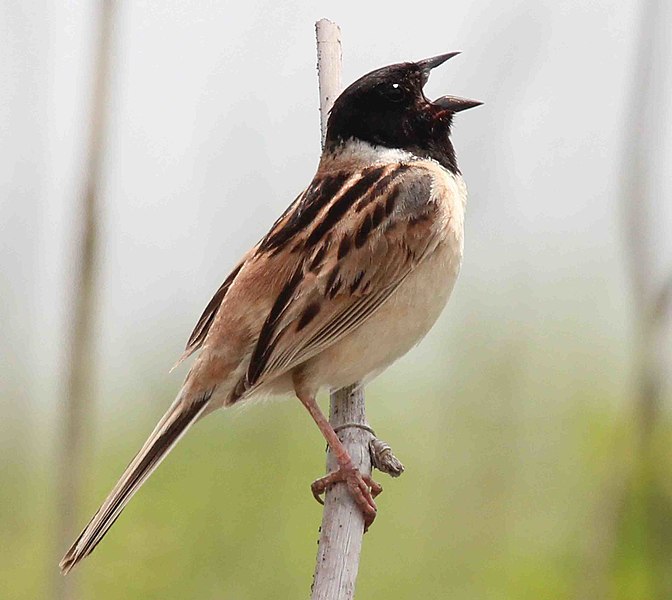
[
  {"x1": 315, "y1": 19, "x2": 342, "y2": 148},
  {"x1": 312, "y1": 384, "x2": 373, "y2": 600},
  {"x1": 312, "y1": 20, "x2": 368, "y2": 600},
  {"x1": 311, "y1": 21, "x2": 404, "y2": 598}
]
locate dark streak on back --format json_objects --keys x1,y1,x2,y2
[
  {"x1": 247, "y1": 262, "x2": 305, "y2": 385},
  {"x1": 350, "y1": 271, "x2": 365, "y2": 294},
  {"x1": 309, "y1": 239, "x2": 329, "y2": 272},
  {"x1": 355, "y1": 213, "x2": 373, "y2": 248},
  {"x1": 305, "y1": 166, "x2": 387, "y2": 248},
  {"x1": 337, "y1": 235, "x2": 352, "y2": 260},
  {"x1": 259, "y1": 173, "x2": 348, "y2": 254},
  {"x1": 325, "y1": 266, "x2": 342, "y2": 299},
  {"x1": 354, "y1": 164, "x2": 411, "y2": 212},
  {"x1": 296, "y1": 301, "x2": 321, "y2": 331},
  {"x1": 184, "y1": 262, "x2": 244, "y2": 356}
]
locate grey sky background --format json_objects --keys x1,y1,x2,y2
[{"x1": 1, "y1": 0, "x2": 671, "y2": 423}]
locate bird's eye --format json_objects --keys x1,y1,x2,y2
[{"x1": 380, "y1": 82, "x2": 406, "y2": 103}]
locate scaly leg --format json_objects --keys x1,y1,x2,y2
[{"x1": 294, "y1": 385, "x2": 382, "y2": 530}]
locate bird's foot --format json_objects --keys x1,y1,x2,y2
[{"x1": 311, "y1": 465, "x2": 383, "y2": 531}]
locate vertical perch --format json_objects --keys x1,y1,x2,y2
[
  {"x1": 311, "y1": 21, "x2": 405, "y2": 600},
  {"x1": 316, "y1": 20, "x2": 343, "y2": 148},
  {"x1": 312, "y1": 20, "x2": 369, "y2": 600},
  {"x1": 312, "y1": 385, "x2": 372, "y2": 600}
]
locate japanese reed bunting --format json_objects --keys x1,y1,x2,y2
[{"x1": 60, "y1": 52, "x2": 481, "y2": 574}]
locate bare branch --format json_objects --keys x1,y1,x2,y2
[
  {"x1": 312, "y1": 384, "x2": 374, "y2": 600},
  {"x1": 315, "y1": 19, "x2": 342, "y2": 148},
  {"x1": 311, "y1": 20, "x2": 367, "y2": 600},
  {"x1": 311, "y1": 20, "x2": 405, "y2": 599}
]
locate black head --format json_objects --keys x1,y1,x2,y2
[{"x1": 325, "y1": 53, "x2": 481, "y2": 174}]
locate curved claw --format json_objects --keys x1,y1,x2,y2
[
  {"x1": 310, "y1": 466, "x2": 383, "y2": 531},
  {"x1": 311, "y1": 481, "x2": 326, "y2": 505},
  {"x1": 364, "y1": 475, "x2": 383, "y2": 499}
]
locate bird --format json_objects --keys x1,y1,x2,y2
[{"x1": 59, "y1": 52, "x2": 481, "y2": 574}]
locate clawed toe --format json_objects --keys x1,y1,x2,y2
[
  {"x1": 311, "y1": 478, "x2": 329, "y2": 505},
  {"x1": 363, "y1": 474, "x2": 383, "y2": 499},
  {"x1": 310, "y1": 465, "x2": 382, "y2": 530}
]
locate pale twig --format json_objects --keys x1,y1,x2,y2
[
  {"x1": 311, "y1": 20, "x2": 390, "y2": 600},
  {"x1": 311, "y1": 21, "x2": 405, "y2": 599},
  {"x1": 311, "y1": 21, "x2": 365, "y2": 600},
  {"x1": 312, "y1": 384, "x2": 373, "y2": 600},
  {"x1": 315, "y1": 19, "x2": 342, "y2": 148}
]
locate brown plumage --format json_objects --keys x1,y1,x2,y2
[{"x1": 59, "y1": 52, "x2": 480, "y2": 574}]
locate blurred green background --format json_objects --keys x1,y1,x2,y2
[
  {"x1": 4, "y1": 315, "x2": 672, "y2": 599},
  {"x1": 2, "y1": 0, "x2": 672, "y2": 599}
]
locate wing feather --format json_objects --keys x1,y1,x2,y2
[
  {"x1": 178, "y1": 159, "x2": 446, "y2": 401},
  {"x1": 173, "y1": 258, "x2": 247, "y2": 369},
  {"x1": 241, "y1": 163, "x2": 441, "y2": 392}
]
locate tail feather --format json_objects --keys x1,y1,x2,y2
[{"x1": 59, "y1": 389, "x2": 213, "y2": 575}]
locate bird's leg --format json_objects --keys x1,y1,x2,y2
[{"x1": 294, "y1": 385, "x2": 382, "y2": 530}]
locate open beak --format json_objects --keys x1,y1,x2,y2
[
  {"x1": 417, "y1": 52, "x2": 483, "y2": 113},
  {"x1": 433, "y1": 95, "x2": 483, "y2": 113},
  {"x1": 417, "y1": 52, "x2": 461, "y2": 76}
]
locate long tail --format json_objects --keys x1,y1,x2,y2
[{"x1": 59, "y1": 387, "x2": 213, "y2": 575}]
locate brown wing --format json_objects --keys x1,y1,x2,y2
[
  {"x1": 174, "y1": 259, "x2": 246, "y2": 368},
  {"x1": 177, "y1": 164, "x2": 399, "y2": 365},
  {"x1": 177, "y1": 182, "x2": 320, "y2": 367},
  {"x1": 179, "y1": 160, "x2": 446, "y2": 401},
  {"x1": 239, "y1": 162, "x2": 442, "y2": 394}
]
